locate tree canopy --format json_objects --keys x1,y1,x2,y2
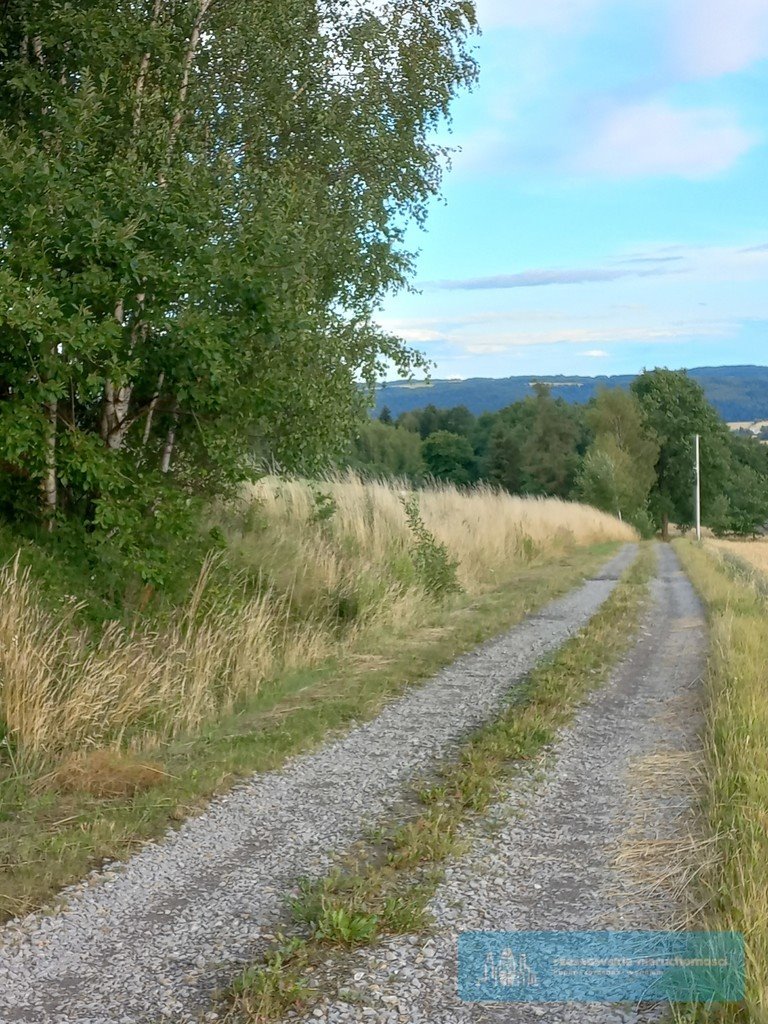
[
  {"x1": 0, "y1": 0, "x2": 478, "y2": 580},
  {"x1": 347, "y1": 370, "x2": 768, "y2": 539}
]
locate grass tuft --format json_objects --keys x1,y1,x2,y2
[{"x1": 40, "y1": 750, "x2": 168, "y2": 799}]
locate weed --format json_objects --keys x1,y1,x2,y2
[
  {"x1": 402, "y1": 495, "x2": 461, "y2": 598},
  {"x1": 228, "y1": 939, "x2": 312, "y2": 1022}
]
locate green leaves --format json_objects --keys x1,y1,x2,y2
[{"x1": 0, "y1": 0, "x2": 476, "y2": 585}]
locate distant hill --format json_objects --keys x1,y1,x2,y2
[{"x1": 373, "y1": 365, "x2": 768, "y2": 423}]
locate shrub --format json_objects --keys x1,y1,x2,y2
[{"x1": 402, "y1": 495, "x2": 462, "y2": 598}]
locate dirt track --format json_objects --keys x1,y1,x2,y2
[{"x1": 278, "y1": 544, "x2": 706, "y2": 1024}]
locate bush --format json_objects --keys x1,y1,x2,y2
[
  {"x1": 627, "y1": 507, "x2": 657, "y2": 539},
  {"x1": 402, "y1": 496, "x2": 461, "y2": 598}
]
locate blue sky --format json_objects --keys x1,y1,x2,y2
[{"x1": 378, "y1": 0, "x2": 768, "y2": 379}]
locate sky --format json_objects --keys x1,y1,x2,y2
[{"x1": 377, "y1": 0, "x2": 768, "y2": 380}]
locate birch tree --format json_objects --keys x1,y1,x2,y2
[{"x1": 0, "y1": 0, "x2": 477, "y2": 579}]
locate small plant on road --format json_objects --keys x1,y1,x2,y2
[
  {"x1": 290, "y1": 878, "x2": 380, "y2": 947},
  {"x1": 228, "y1": 939, "x2": 312, "y2": 1022}
]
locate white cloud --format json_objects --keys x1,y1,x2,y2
[
  {"x1": 462, "y1": 324, "x2": 727, "y2": 353},
  {"x1": 573, "y1": 100, "x2": 758, "y2": 179},
  {"x1": 670, "y1": 0, "x2": 768, "y2": 78},
  {"x1": 475, "y1": 0, "x2": 602, "y2": 31},
  {"x1": 582, "y1": 349, "x2": 610, "y2": 357}
]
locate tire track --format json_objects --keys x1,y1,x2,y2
[{"x1": 289, "y1": 544, "x2": 705, "y2": 1024}]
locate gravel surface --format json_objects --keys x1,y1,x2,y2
[
  {"x1": 0, "y1": 547, "x2": 636, "y2": 1024},
  {"x1": 286, "y1": 544, "x2": 706, "y2": 1024}
]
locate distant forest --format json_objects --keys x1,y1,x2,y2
[
  {"x1": 372, "y1": 365, "x2": 768, "y2": 423},
  {"x1": 347, "y1": 369, "x2": 768, "y2": 538}
]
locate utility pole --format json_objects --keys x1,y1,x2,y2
[{"x1": 694, "y1": 434, "x2": 701, "y2": 542}]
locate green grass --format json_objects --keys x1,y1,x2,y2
[
  {"x1": 674, "y1": 539, "x2": 768, "y2": 1024},
  {"x1": 0, "y1": 543, "x2": 619, "y2": 923},
  {"x1": 227, "y1": 545, "x2": 654, "y2": 1021}
]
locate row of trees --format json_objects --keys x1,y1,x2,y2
[
  {"x1": 0, "y1": 0, "x2": 477, "y2": 583},
  {"x1": 347, "y1": 370, "x2": 768, "y2": 538}
]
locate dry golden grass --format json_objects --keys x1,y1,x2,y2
[
  {"x1": 675, "y1": 539, "x2": 768, "y2": 1020},
  {"x1": 244, "y1": 473, "x2": 636, "y2": 593},
  {"x1": 707, "y1": 535, "x2": 768, "y2": 577},
  {"x1": 0, "y1": 475, "x2": 634, "y2": 762},
  {"x1": 41, "y1": 750, "x2": 167, "y2": 799}
]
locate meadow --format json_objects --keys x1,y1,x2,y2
[{"x1": 0, "y1": 475, "x2": 635, "y2": 765}]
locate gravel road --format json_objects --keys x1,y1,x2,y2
[
  {"x1": 286, "y1": 544, "x2": 706, "y2": 1024},
  {"x1": 0, "y1": 547, "x2": 636, "y2": 1024}
]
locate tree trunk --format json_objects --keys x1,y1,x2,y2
[
  {"x1": 661, "y1": 512, "x2": 669, "y2": 541},
  {"x1": 132, "y1": 0, "x2": 164, "y2": 135},
  {"x1": 142, "y1": 371, "x2": 165, "y2": 445},
  {"x1": 101, "y1": 300, "x2": 148, "y2": 450},
  {"x1": 41, "y1": 399, "x2": 58, "y2": 530},
  {"x1": 100, "y1": 0, "x2": 162, "y2": 450},
  {"x1": 160, "y1": 401, "x2": 179, "y2": 473},
  {"x1": 166, "y1": 0, "x2": 212, "y2": 158}
]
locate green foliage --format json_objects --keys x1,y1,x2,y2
[
  {"x1": 626, "y1": 507, "x2": 657, "y2": 540},
  {"x1": 402, "y1": 496, "x2": 461, "y2": 598},
  {"x1": 230, "y1": 938, "x2": 312, "y2": 1021},
  {"x1": 0, "y1": 0, "x2": 478, "y2": 583},
  {"x1": 290, "y1": 879, "x2": 379, "y2": 947},
  {"x1": 632, "y1": 369, "x2": 732, "y2": 536},
  {"x1": 422, "y1": 429, "x2": 477, "y2": 484},
  {"x1": 310, "y1": 491, "x2": 337, "y2": 526},
  {"x1": 632, "y1": 370, "x2": 768, "y2": 537},
  {"x1": 486, "y1": 386, "x2": 587, "y2": 498},
  {"x1": 577, "y1": 388, "x2": 659, "y2": 527},
  {"x1": 343, "y1": 420, "x2": 425, "y2": 480},
  {"x1": 723, "y1": 435, "x2": 768, "y2": 536}
]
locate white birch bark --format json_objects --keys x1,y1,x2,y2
[
  {"x1": 142, "y1": 371, "x2": 165, "y2": 445},
  {"x1": 160, "y1": 401, "x2": 180, "y2": 473},
  {"x1": 41, "y1": 399, "x2": 58, "y2": 529}
]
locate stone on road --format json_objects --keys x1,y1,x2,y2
[{"x1": 0, "y1": 547, "x2": 636, "y2": 1024}]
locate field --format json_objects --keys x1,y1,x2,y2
[
  {"x1": 728, "y1": 420, "x2": 768, "y2": 434},
  {"x1": 706, "y1": 535, "x2": 768, "y2": 575},
  {"x1": 0, "y1": 475, "x2": 635, "y2": 764}
]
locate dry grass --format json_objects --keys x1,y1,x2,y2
[
  {"x1": 0, "y1": 475, "x2": 634, "y2": 764},
  {"x1": 707, "y1": 535, "x2": 768, "y2": 577},
  {"x1": 40, "y1": 751, "x2": 168, "y2": 799},
  {"x1": 244, "y1": 474, "x2": 635, "y2": 593},
  {"x1": 675, "y1": 539, "x2": 768, "y2": 1021}
]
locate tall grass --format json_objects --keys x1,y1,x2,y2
[
  {"x1": 707, "y1": 536, "x2": 768, "y2": 579},
  {"x1": 0, "y1": 475, "x2": 634, "y2": 762},
  {"x1": 675, "y1": 540, "x2": 768, "y2": 1021}
]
